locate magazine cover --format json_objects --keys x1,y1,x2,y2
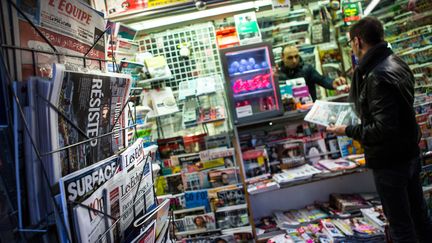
[
  {"x1": 337, "y1": 136, "x2": 363, "y2": 157},
  {"x1": 330, "y1": 194, "x2": 371, "y2": 213},
  {"x1": 50, "y1": 65, "x2": 131, "y2": 181},
  {"x1": 59, "y1": 155, "x2": 120, "y2": 241},
  {"x1": 18, "y1": 1, "x2": 106, "y2": 79},
  {"x1": 276, "y1": 140, "x2": 305, "y2": 169},
  {"x1": 72, "y1": 174, "x2": 122, "y2": 243},
  {"x1": 304, "y1": 100, "x2": 359, "y2": 127},
  {"x1": 205, "y1": 133, "x2": 231, "y2": 149},
  {"x1": 215, "y1": 204, "x2": 249, "y2": 229},
  {"x1": 325, "y1": 134, "x2": 341, "y2": 159},
  {"x1": 166, "y1": 174, "x2": 185, "y2": 195},
  {"x1": 171, "y1": 153, "x2": 201, "y2": 171},
  {"x1": 155, "y1": 176, "x2": 168, "y2": 196},
  {"x1": 119, "y1": 144, "x2": 158, "y2": 237},
  {"x1": 174, "y1": 206, "x2": 206, "y2": 220},
  {"x1": 242, "y1": 149, "x2": 269, "y2": 180},
  {"x1": 208, "y1": 168, "x2": 239, "y2": 188},
  {"x1": 199, "y1": 147, "x2": 235, "y2": 162},
  {"x1": 247, "y1": 179, "x2": 280, "y2": 195},
  {"x1": 273, "y1": 164, "x2": 322, "y2": 184},
  {"x1": 207, "y1": 185, "x2": 242, "y2": 210},
  {"x1": 184, "y1": 190, "x2": 211, "y2": 212},
  {"x1": 304, "y1": 138, "x2": 328, "y2": 164},
  {"x1": 175, "y1": 212, "x2": 217, "y2": 233},
  {"x1": 216, "y1": 188, "x2": 245, "y2": 207},
  {"x1": 182, "y1": 171, "x2": 211, "y2": 191},
  {"x1": 119, "y1": 60, "x2": 144, "y2": 84},
  {"x1": 157, "y1": 136, "x2": 185, "y2": 159},
  {"x1": 178, "y1": 79, "x2": 197, "y2": 100},
  {"x1": 318, "y1": 158, "x2": 358, "y2": 172}
]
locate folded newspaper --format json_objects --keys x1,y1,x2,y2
[{"x1": 304, "y1": 100, "x2": 359, "y2": 127}]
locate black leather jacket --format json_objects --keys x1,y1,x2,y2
[{"x1": 346, "y1": 44, "x2": 420, "y2": 169}]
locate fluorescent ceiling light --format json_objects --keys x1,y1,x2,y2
[
  {"x1": 363, "y1": 0, "x2": 381, "y2": 16},
  {"x1": 128, "y1": 0, "x2": 273, "y2": 31}
]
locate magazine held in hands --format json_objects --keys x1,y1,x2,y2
[{"x1": 304, "y1": 100, "x2": 359, "y2": 127}]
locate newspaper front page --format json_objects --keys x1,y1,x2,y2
[{"x1": 304, "y1": 100, "x2": 359, "y2": 127}]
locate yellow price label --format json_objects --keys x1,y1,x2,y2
[{"x1": 257, "y1": 156, "x2": 264, "y2": 166}]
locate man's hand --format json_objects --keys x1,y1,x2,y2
[
  {"x1": 326, "y1": 125, "x2": 347, "y2": 136},
  {"x1": 333, "y1": 77, "x2": 350, "y2": 93}
]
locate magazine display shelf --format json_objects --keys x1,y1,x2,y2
[{"x1": 232, "y1": 109, "x2": 376, "y2": 238}]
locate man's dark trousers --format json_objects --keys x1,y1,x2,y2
[{"x1": 373, "y1": 156, "x2": 432, "y2": 242}]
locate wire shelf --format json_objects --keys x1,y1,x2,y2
[{"x1": 138, "y1": 23, "x2": 223, "y2": 91}]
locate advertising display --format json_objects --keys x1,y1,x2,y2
[{"x1": 219, "y1": 42, "x2": 282, "y2": 124}]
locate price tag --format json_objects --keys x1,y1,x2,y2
[
  {"x1": 257, "y1": 156, "x2": 264, "y2": 165},
  {"x1": 236, "y1": 105, "x2": 253, "y2": 118}
]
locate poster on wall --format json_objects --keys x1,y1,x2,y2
[
  {"x1": 234, "y1": 12, "x2": 262, "y2": 45},
  {"x1": 17, "y1": 0, "x2": 106, "y2": 80}
]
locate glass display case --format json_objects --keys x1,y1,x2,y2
[{"x1": 219, "y1": 42, "x2": 282, "y2": 124}]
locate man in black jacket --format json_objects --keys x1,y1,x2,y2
[
  {"x1": 277, "y1": 45, "x2": 348, "y2": 101},
  {"x1": 327, "y1": 17, "x2": 432, "y2": 242}
]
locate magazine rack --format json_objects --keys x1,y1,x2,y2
[{"x1": 0, "y1": 1, "x2": 171, "y2": 242}]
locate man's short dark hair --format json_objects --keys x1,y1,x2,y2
[{"x1": 349, "y1": 17, "x2": 384, "y2": 46}]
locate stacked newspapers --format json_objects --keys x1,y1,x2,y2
[
  {"x1": 21, "y1": 64, "x2": 131, "y2": 226},
  {"x1": 19, "y1": 64, "x2": 168, "y2": 242},
  {"x1": 59, "y1": 140, "x2": 159, "y2": 242}
]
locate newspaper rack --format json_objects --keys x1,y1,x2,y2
[
  {"x1": 66, "y1": 153, "x2": 161, "y2": 243},
  {"x1": 1, "y1": 1, "x2": 168, "y2": 241}
]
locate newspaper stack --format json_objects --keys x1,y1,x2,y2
[
  {"x1": 19, "y1": 64, "x2": 174, "y2": 242},
  {"x1": 273, "y1": 164, "x2": 322, "y2": 184},
  {"x1": 59, "y1": 140, "x2": 159, "y2": 242},
  {"x1": 360, "y1": 206, "x2": 387, "y2": 231}
]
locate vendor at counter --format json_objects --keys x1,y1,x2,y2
[{"x1": 277, "y1": 45, "x2": 349, "y2": 101}]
